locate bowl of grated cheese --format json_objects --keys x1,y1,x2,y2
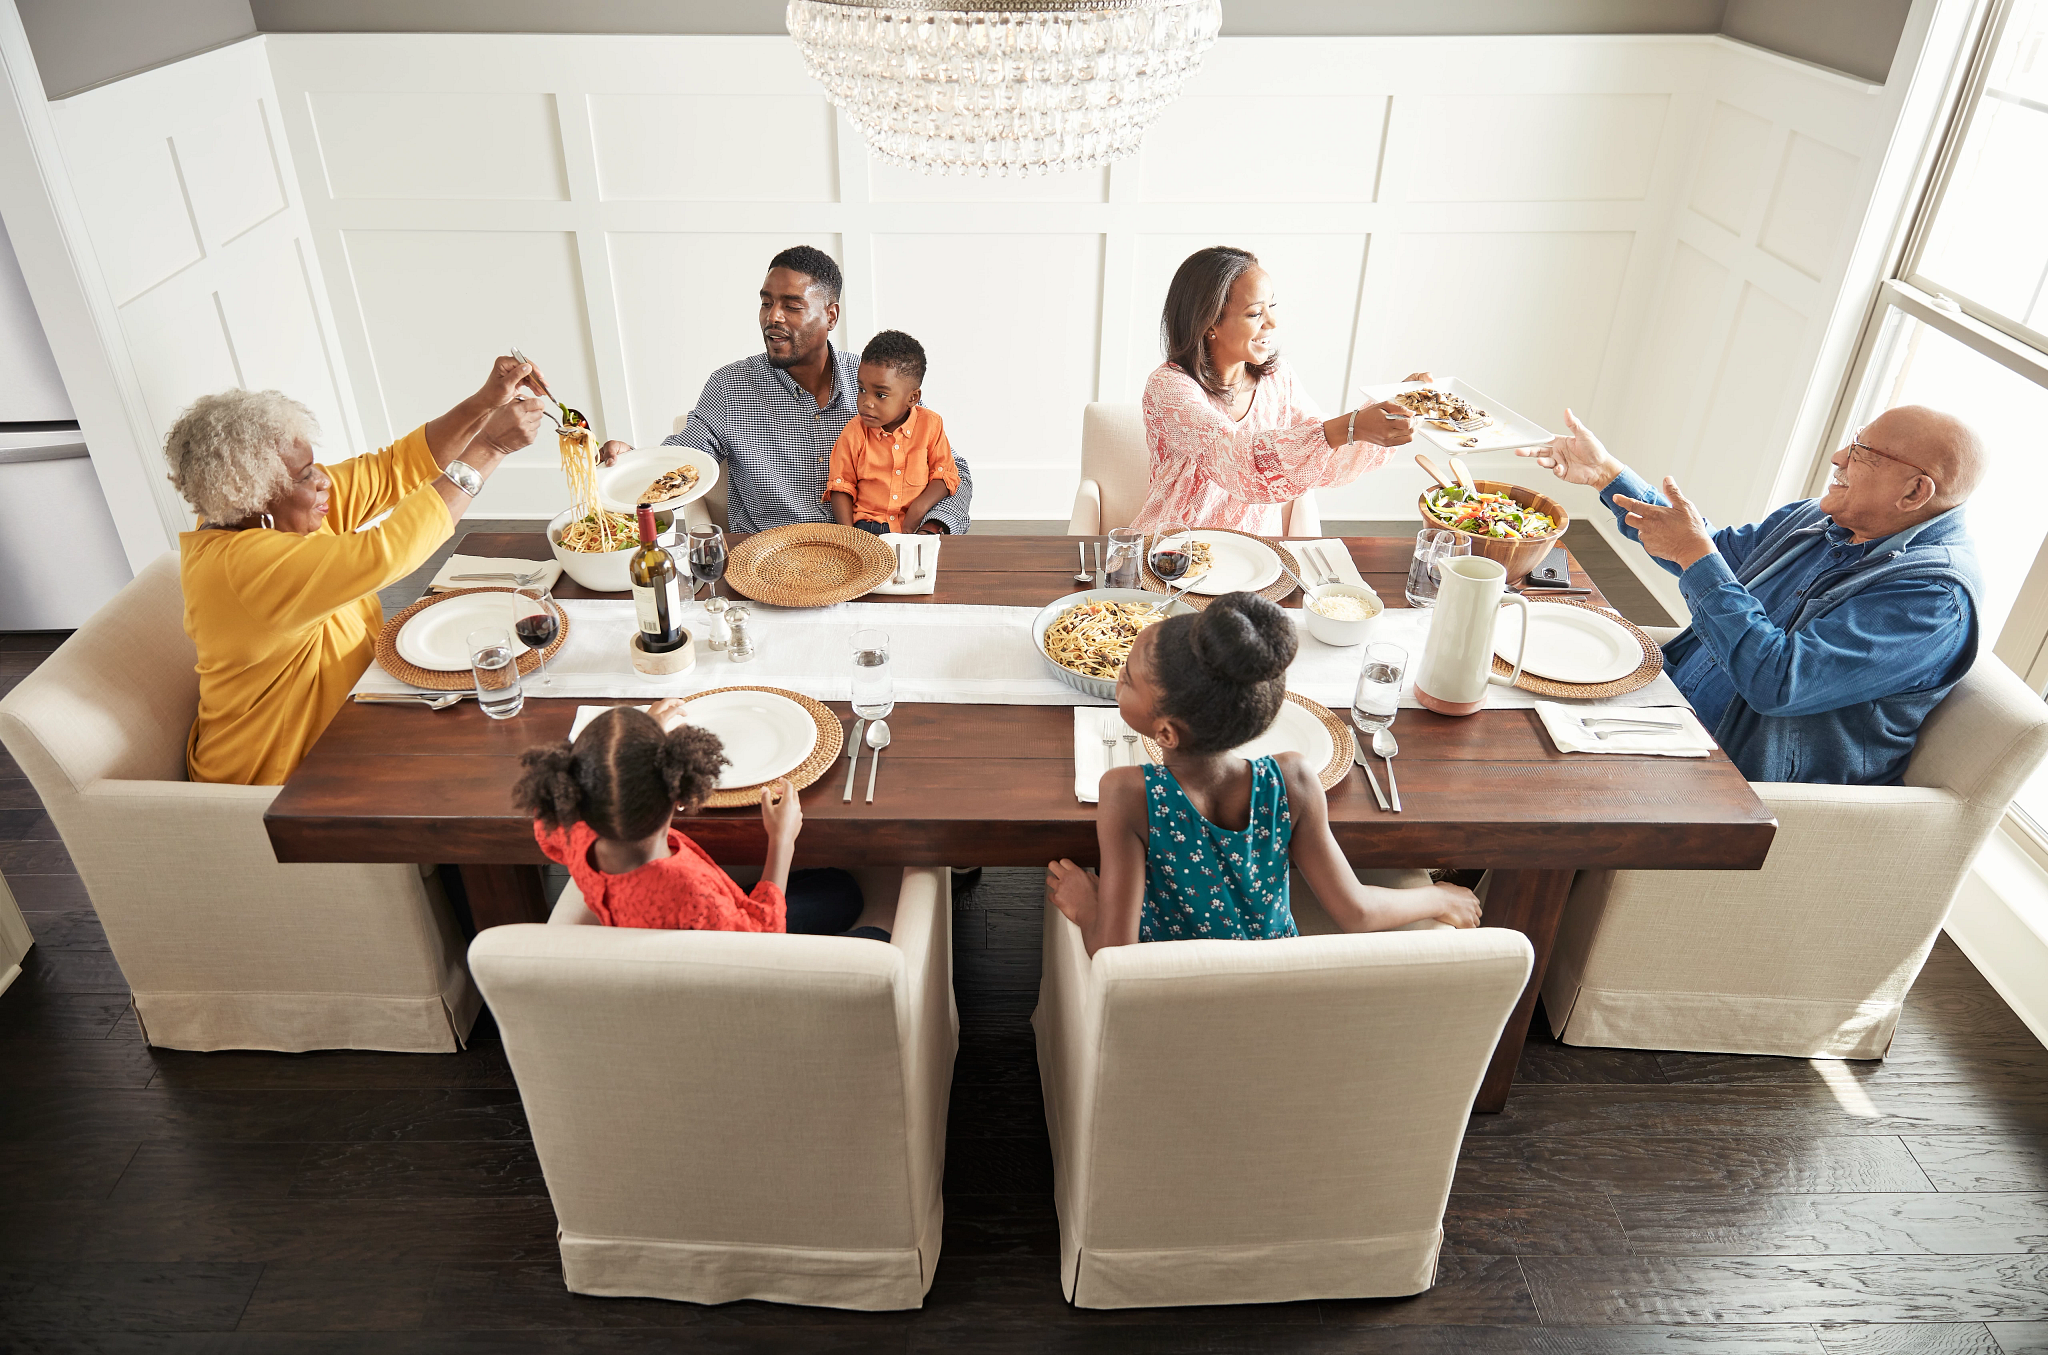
[{"x1": 1303, "y1": 582, "x2": 1383, "y2": 647}]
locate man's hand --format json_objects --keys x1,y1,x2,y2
[
  {"x1": 596, "y1": 439, "x2": 632, "y2": 467},
  {"x1": 1614, "y1": 477, "x2": 1716, "y2": 570},
  {"x1": 1045, "y1": 858, "x2": 1098, "y2": 930},
  {"x1": 475, "y1": 397, "x2": 548, "y2": 456},
  {"x1": 1517, "y1": 408, "x2": 1624, "y2": 488}
]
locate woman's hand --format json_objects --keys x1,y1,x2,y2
[
  {"x1": 1431, "y1": 883, "x2": 1483, "y2": 929},
  {"x1": 1045, "y1": 858, "x2": 1099, "y2": 930},
  {"x1": 1517, "y1": 408, "x2": 1625, "y2": 489},
  {"x1": 478, "y1": 355, "x2": 538, "y2": 408},
  {"x1": 760, "y1": 779, "x2": 801, "y2": 847},
  {"x1": 475, "y1": 398, "x2": 548, "y2": 456},
  {"x1": 647, "y1": 698, "x2": 689, "y2": 733},
  {"x1": 1402, "y1": 370, "x2": 1435, "y2": 383},
  {"x1": 596, "y1": 439, "x2": 632, "y2": 467},
  {"x1": 1351, "y1": 401, "x2": 1416, "y2": 447}
]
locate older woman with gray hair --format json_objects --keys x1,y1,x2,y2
[{"x1": 169, "y1": 355, "x2": 546, "y2": 785}]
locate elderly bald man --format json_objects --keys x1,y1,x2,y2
[{"x1": 1519, "y1": 406, "x2": 1985, "y2": 785}]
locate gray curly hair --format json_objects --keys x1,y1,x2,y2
[{"x1": 163, "y1": 390, "x2": 320, "y2": 524}]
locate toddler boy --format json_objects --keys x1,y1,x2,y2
[{"x1": 825, "y1": 330, "x2": 961, "y2": 536}]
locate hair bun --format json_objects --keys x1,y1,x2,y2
[{"x1": 1188, "y1": 591, "x2": 1297, "y2": 684}]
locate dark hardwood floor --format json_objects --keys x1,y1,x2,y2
[{"x1": 6, "y1": 586, "x2": 2048, "y2": 1349}]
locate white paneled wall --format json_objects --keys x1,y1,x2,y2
[
  {"x1": 202, "y1": 32, "x2": 1913, "y2": 534},
  {"x1": 45, "y1": 38, "x2": 360, "y2": 538}
]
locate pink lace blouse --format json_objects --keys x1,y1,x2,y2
[{"x1": 1129, "y1": 362, "x2": 1394, "y2": 535}]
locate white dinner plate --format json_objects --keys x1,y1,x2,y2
[
  {"x1": 1184, "y1": 530, "x2": 1282, "y2": 596},
  {"x1": 395, "y1": 593, "x2": 519, "y2": 672},
  {"x1": 1356, "y1": 376, "x2": 1554, "y2": 454},
  {"x1": 1231, "y1": 696, "x2": 1335, "y2": 770},
  {"x1": 1493, "y1": 604, "x2": 1644, "y2": 684},
  {"x1": 597, "y1": 447, "x2": 720, "y2": 512},
  {"x1": 682, "y1": 689, "x2": 817, "y2": 789}
]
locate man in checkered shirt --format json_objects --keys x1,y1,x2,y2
[{"x1": 600, "y1": 245, "x2": 971, "y2": 535}]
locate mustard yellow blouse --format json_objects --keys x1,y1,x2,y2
[{"x1": 181, "y1": 427, "x2": 452, "y2": 786}]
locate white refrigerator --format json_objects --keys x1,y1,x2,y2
[{"x1": 0, "y1": 214, "x2": 132, "y2": 630}]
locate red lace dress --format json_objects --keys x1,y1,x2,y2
[
  {"x1": 1129, "y1": 361, "x2": 1395, "y2": 535},
  {"x1": 535, "y1": 820, "x2": 786, "y2": 932}
]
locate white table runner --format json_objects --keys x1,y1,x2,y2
[{"x1": 355, "y1": 596, "x2": 1688, "y2": 712}]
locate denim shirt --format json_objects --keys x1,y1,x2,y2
[{"x1": 1601, "y1": 468, "x2": 1978, "y2": 784}]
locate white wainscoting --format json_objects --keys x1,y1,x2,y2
[
  {"x1": 31, "y1": 31, "x2": 1909, "y2": 534},
  {"x1": 43, "y1": 38, "x2": 363, "y2": 541}
]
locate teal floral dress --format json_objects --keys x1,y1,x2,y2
[{"x1": 1140, "y1": 756, "x2": 1296, "y2": 942}]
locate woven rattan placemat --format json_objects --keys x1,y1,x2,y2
[
  {"x1": 374, "y1": 588, "x2": 569, "y2": 692},
  {"x1": 686, "y1": 685, "x2": 844, "y2": 809},
  {"x1": 1140, "y1": 528, "x2": 1302, "y2": 611},
  {"x1": 1490, "y1": 597, "x2": 1665, "y2": 699},
  {"x1": 724, "y1": 524, "x2": 897, "y2": 608},
  {"x1": 1143, "y1": 691, "x2": 1353, "y2": 790}
]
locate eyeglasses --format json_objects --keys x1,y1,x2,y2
[{"x1": 1847, "y1": 426, "x2": 1937, "y2": 489}]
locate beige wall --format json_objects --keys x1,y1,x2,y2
[{"x1": 16, "y1": 0, "x2": 255, "y2": 98}]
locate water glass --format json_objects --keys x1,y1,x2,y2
[
  {"x1": 468, "y1": 626, "x2": 524, "y2": 719},
  {"x1": 1104, "y1": 526, "x2": 1144, "y2": 589},
  {"x1": 851, "y1": 627, "x2": 893, "y2": 720},
  {"x1": 1405, "y1": 529, "x2": 1471, "y2": 608},
  {"x1": 1351, "y1": 642, "x2": 1407, "y2": 737}
]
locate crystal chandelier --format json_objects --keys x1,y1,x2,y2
[{"x1": 786, "y1": 0, "x2": 1223, "y2": 176}]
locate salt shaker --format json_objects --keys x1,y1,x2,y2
[
  {"x1": 725, "y1": 605, "x2": 755, "y2": 663},
  {"x1": 703, "y1": 595, "x2": 730, "y2": 652}
]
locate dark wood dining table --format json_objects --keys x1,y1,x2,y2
[{"x1": 266, "y1": 532, "x2": 1775, "y2": 1111}]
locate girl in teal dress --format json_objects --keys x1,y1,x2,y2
[{"x1": 1046, "y1": 592, "x2": 1481, "y2": 954}]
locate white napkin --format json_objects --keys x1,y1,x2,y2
[
  {"x1": 1535, "y1": 702, "x2": 1717, "y2": 757},
  {"x1": 429, "y1": 554, "x2": 563, "y2": 593},
  {"x1": 1290, "y1": 539, "x2": 1367, "y2": 588},
  {"x1": 569, "y1": 704, "x2": 647, "y2": 741},
  {"x1": 867, "y1": 533, "x2": 941, "y2": 596},
  {"x1": 1074, "y1": 706, "x2": 1146, "y2": 803}
]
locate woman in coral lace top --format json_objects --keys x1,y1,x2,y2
[
  {"x1": 512, "y1": 701, "x2": 892, "y2": 940},
  {"x1": 1130, "y1": 246, "x2": 1424, "y2": 536}
]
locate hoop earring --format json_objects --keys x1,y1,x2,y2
[{"x1": 259, "y1": 513, "x2": 275, "y2": 530}]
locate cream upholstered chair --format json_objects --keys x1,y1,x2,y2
[
  {"x1": 1032, "y1": 903, "x2": 1531, "y2": 1308},
  {"x1": 0, "y1": 874, "x2": 31, "y2": 995},
  {"x1": 0, "y1": 554, "x2": 478, "y2": 1052},
  {"x1": 1066, "y1": 401, "x2": 1322, "y2": 537},
  {"x1": 468, "y1": 866, "x2": 957, "y2": 1310},
  {"x1": 1544, "y1": 647, "x2": 2048, "y2": 1060}
]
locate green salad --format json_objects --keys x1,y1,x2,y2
[{"x1": 1422, "y1": 485, "x2": 1558, "y2": 540}]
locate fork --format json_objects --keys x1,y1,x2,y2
[
  {"x1": 449, "y1": 569, "x2": 548, "y2": 586},
  {"x1": 1307, "y1": 546, "x2": 1340, "y2": 585},
  {"x1": 1101, "y1": 732, "x2": 1121, "y2": 771},
  {"x1": 891, "y1": 543, "x2": 908, "y2": 586},
  {"x1": 913, "y1": 539, "x2": 929, "y2": 581},
  {"x1": 1121, "y1": 731, "x2": 1142, "y2": 766}
]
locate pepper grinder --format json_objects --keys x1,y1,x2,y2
[
  {"x1": 703, "y1": 595, "x2": 730, "y2": 652},
  {"x1": 725, "y1": 605, "x2": 755, "y2": 663}
]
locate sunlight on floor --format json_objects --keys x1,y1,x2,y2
[{"x1": 1812, "y1": 1056, "x2": 1884, "y2": 1118}]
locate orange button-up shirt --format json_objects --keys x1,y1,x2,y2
[{"x1": 823, "y1": 405, "x2": 961, "y2": 533}]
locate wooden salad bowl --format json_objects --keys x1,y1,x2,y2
[{"x1": 1417, "y1": 479, "x2": 1570, "y2": 586}]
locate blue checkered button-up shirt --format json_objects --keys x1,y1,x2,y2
[{"x1": 661, "y1": 344, "x2": 973, "y2": 535}]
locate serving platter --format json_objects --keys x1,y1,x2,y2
[
  {"x1": 597, "y1": 446, "x2": 720, "y2": 513},
  {"x1": 725, "y1": 523, "x2": 898, "y2": 607},
  {"x1": 1142, "y1": 692, "x2": 1354, "y2": 791},
  {"x1": 1493, "y1": 602, "x2": 1644, "y2": 685},
  {"x1": 1032, "y1": 588, "x2": 1197, "y2": 702},
  {"x1": 1359, "y1": 376, "x2": 1553, "y2": 454}
]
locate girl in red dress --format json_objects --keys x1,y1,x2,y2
[{"x1": 512, "y1": 699, "x2": 889, "y2": 939}]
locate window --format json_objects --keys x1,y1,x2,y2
[{"x1": 1831, "y1": 0, "x2": 2048, "y2": 845}]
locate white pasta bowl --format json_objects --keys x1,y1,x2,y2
[
  {"x1": 1031, "y1": 588, "x2": 1196, "y2": 702},
  {"x1": 548, "y1": 507, "x2": 674, "y2": 594},
  {"x1": 1302, "y1": 582, "x2": 1384, "y2": 648}
]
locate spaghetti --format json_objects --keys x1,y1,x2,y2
[
  {"x1": 557, "y1": 426, "x2": 629, "y2": 553},
  {"x1": 1042, "y1": 600, "x2": 1166, "y2": 680}
]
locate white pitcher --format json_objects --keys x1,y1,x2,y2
[{"x1": 1414, "y1": 556, "x2": 1530, "y2": 716}]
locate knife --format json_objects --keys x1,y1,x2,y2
[
  {"x1": 842, "y1": 718, "x2": 866, "y2": 803},
  {"x1": 1353, "y1": 736, "x2": 1391, "y2": 811}
]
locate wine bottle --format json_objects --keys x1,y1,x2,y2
[{"x1": 629, "y1": 505, "x2": 685, "y2": 653}]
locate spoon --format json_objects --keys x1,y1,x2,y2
[
  {"x1": 352, "y1": 692, "x2": 470, "y2": 709},
  {"x1": 1448, "y1": 456, "x2": 1478, "y2": 494},
  {"x1": 1372, "y1": 725, "x2": 1402, "y2": 813},
  {"x1": 864, "y1": 720, "x2": 891, "y2": 804},
  {"x1": 1414, "y1": 452, "x2": 1452, "y2": 489},
  {"x1": 1073, "y1": 541, "x2": 1094, "y2": 585},
  {"x1": 509, "y1": 347, "x2": 590, "y2": 428}
]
